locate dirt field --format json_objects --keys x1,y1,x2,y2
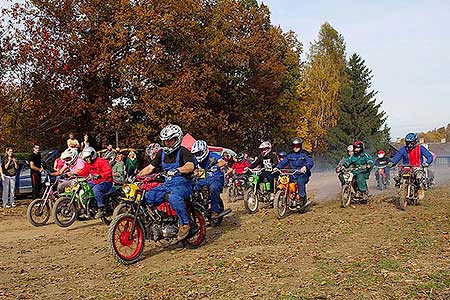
[{"x1": 0, "y1": 172, "x2": 449, "y2": 300}]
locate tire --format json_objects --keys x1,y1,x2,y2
[
  {"x1": 275, "y1": 190, "x2": 288, "y2": 219},
  {"x1": 112, "y1": 203, "x2": 132, "y2": 219},
  {"x1": 227, "y1": 186, "x2": 237, "y2": 203},
  {"x1": 184, "y1": 209, "x2": 206, "y2": 248},
  {"x1": 244, "y1": 188, "x2": 259, "y2": 214},
  {"x1": 341, "y1": 185, "x2": 352, "y2": 208},
  {"x1": 27, "y1": 199, "x2": 50, "y2": 227},
  {"x1": 398, "y1": 183, "x2": 408, "y2": 211},
  {"x1": 108, "y1": 213, "x2": 145, "y2": 265},
  {"x1": 52, "y1": 197, "x2": 78, "y2": 228}
]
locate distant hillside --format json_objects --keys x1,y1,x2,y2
[{"x1": 417, "y1": 124, "x2": 450, "y2": 143}]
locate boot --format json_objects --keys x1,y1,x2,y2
[
  {"x1": 360, "y1": 192, "x2": 368, "y2": 204},
  {"x1": 177, "y1": 224, "x2": 191, "y2": 241}
]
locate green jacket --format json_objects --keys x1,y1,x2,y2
[
  {"x1": 126, "y1": 158, "x2": 138, "y2": 171},
  {"x1": 343, "y1": 152, "x2": 374, "y2": 177}
]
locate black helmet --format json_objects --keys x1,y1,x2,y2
[
  {"x1": 236, "y1": 153, "x2": 244, "y2": 162},
  {"x1": 292, "y1": 137, "x2": 302, "y2": 150}
]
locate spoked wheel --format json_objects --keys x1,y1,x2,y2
[
  {"x1": 398, "y1": 183, "x2": 409, "y2": 211},
  {"x1": 341, "y1": 185, "x2": 352, "y2": 208},
  {"x1": 227, "y1": 186, "x2": 237, "y2": 203},
  {"x1": 275, "y1": 190, "x2": 288, "y2": 219},
  {"x1": 108, "y1": 213, "x2": 145, "y2": 265},
  {"x1": 52, "y1": 197, "x2": 78, "y2": 228},
  {"x1": 27, "y1": 199, "x2": 51, "y2": 226},
  {"x1": 112, "y1": 203, "x2": 132, "y2": 219},
  {"x1": 184, "y1": 209, "x2": 206, "y2": 248},
  {"x1": 244, "y1": 189, "x2": 259, "y2": 213}
]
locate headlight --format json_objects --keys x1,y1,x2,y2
[
  {"x1": 279, "y1": 175, "x2": 289, "y2": 185},
  {"x1": 122, "y1": 185, "x2": 131, "y2": 194},
  {"x1": 45, "y1": 182, "x2": 51, "y2": 187},
  {"x1": 248, "y1": 176, "x2": 254, "y2": 182}
]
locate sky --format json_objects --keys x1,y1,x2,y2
[{"x1": 259, "y1": 0, "x2": 450, "y2": 140}]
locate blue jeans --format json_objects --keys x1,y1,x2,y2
[
  {"x1": 294, "y1": 174, "x2": 310, "y2": 198},
  {"x1": 194, "y1": 176, "x2": 224, "y2": 213},
  {"x1": 89, "y1": 181, "x2": 113, "y2": 208},
  {"x1": 145, "y1": 179, "x2": 192, "y2": 225}
]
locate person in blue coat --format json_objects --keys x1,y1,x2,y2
[
  {"x1": 276, "y1": 138, "x2": 314, "y2": 207},
  {"x1": 390, "y1": 133, "x2": 434, "y2": 167},
  {"x1": 191, "y1": 140, "x2": 227, "y2": 219}
]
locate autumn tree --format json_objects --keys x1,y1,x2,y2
[{"x1": 297, "y1": 22, "x2": 346, "y2": 152}]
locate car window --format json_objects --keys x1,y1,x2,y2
[{"x1": 21, "y1": 164, "x2": 31, "y2": 177}]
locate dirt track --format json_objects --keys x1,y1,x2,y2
[{"x1": 0, "y1": 172, "x2": 449, "y2": 300}]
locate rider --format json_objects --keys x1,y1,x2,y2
[
  {"x1": 226, "y1": 153, "x2": 250, "y2": 177},
  {"x1": 191, "y1": 140, "x2": 226, "y2": 219},
  {"x1": 277, "y1": 151, "x2": 287, "y2": 164},
  {"x1": 374, "y1": 150, "x2": 390, "y2": 189},
  {"x1": 51, "y1": 148, "x2": 85, "y2": 192},
  {"x1": 337, "y1": 145, "x2": 354, "y2": 186},
  {"x1": 341, "y1": 141, "x2": 374, "y2": 203},
  {"x1": 138, "y1": 125, "x2": 194, "y2": 241},
  {"x1": 78, "y1": 147, "x2": 113, "y2": 218},
  {"x1": 276, "y1": 138, "x2": 314, "y2": 207},
  {"x1": 389, "y1": 133, "x2": 433, "y2": 186},
  {"x1": 248, "y1": 141, "x2": 278, "y2": 201}
]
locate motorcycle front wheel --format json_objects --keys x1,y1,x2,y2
[
  {"x1": 398, "y1": 183, "x2": 409, "y2": 211},
  {"x1": 274, "y1": 190, "x2": 288, "y2": 219},
  {"x1": 244, "y1": 188, "x2": 259, "y2": 213},
  {"x1": 108, "y1": 213, "x2": 145, "y2": 265},
  {"x1": 184, "y1": 209, "x2": 206, "y2": 248},
  {"x1": 52, "y1": 197, "x2": 78, "y2": 228},
  {"x1": 341, "y1": 185, "x2": 352, "y2": 208},
  {"x1": 27, "y1": 198, "x2": 51, "y2": 226}
]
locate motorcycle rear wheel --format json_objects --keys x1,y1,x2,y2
[
  {"x1": 184, "y1": 209, "x2": 206, "y2": 248},
  {"x1": 227, "y1": 186, "x2": 237, "y2": 203},
  {"x1": 52, "y1": 197, "x2": 78, "y2": 228},
  {"x1": 341, "y1": 185, "x2": 352, "y2": 208},
  {"x1": 244, "y1": 188, "x2": 259, "y2": 213},
  {"x1": 275, "y1": 190, "x2": 288, "y2": 219},
  {"x1": 27, "y1": 199, "x2": 51, "y2": 227},
  {"x1": 108, "y1": 213, "x2": 145, "y2": 265}
]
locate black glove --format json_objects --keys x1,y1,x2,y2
[
  {"x1": 422, "y1": 162, "x2": 429, "y2": 167},
  {"x1": 387, "y1": 162, "x2": 394, "y2": 168},
  {"x1": 93, "y1": 174, "x2": 100, "y2": 180}
]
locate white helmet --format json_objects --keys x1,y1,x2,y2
[
  {"x1": 191, "y1": 140, "x2": 209, "y2": 163},
  {"x1": 259, "y1": 141, "x2": 272, "y2": 157},
  {"x1": 61, "y1": 148, "x2": 78, "y2": 166},
  {"x1": 347, "y1": 145, "x2": 354, "y2": 152},
  {"x1": 159, "y1": 124, "x2": 183, "y2": 154},
  {"x1": 80, "y1": 146, "x2": 97, "y2": 161}
]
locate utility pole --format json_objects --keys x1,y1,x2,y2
[{"x1": 115, "y1": 131, "x2": 119, "y2": 149}]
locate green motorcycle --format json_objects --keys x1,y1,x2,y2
[
  {"x1": 51, "y1": 176, "x2": 121, "y2": 227},
  {"x1": 244, "y1": 169, "x2": 274, "y2": 213}
]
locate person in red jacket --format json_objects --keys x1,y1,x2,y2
[
  {"x1": 78, "y1": 146, "x2": 113, "y2": 218},
  {"x1": 226, "y1": 153, "x2": 250, "y2": 176}
]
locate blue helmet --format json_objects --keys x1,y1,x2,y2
[
  {"x1": 278, "y1": 151, "x2": 287, "y2": 158},
  {"x1": 405, "y1": 133, "x2": 418, "y2": 151},
  {"x1": 191, "y1": 140, "x2": 209, "y2": 163}
]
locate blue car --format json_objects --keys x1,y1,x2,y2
[{"x1": 0, "y1": 150, "x2": 59, "y2": 197}]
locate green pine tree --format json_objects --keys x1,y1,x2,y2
[{"x1": 326, "y1": 53, "x2": 390, "y2": 163}]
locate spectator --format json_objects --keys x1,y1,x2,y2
[
  {"x1": 126, "y1": 151, "x2": 138, "y2": 177},
  {"x1": 112, "y1": 153, "x2": 126, "y2": 183},
  {"x1": 2, "y1": 147, "x2": 18, "y2": 208},
  {"x1": 80, "y1": 133, "x2": 95, "y2": 150},
  {"x1": 29, "y1": 144, "x2": 44, "y2": 200},
  {"x1": 102, "y1": 144, "x2": 117, "y2": 165},
  {"x1": 67, "y1": 132, "x2": 80, "y2": 149}
]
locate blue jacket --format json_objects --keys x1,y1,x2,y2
[
  {"x1": 277, "y1": 151, "x2": 314, "y2": 177},
  {"x1": 390, "y1": 145, "x2": 433, "y2": 166},
  {"x1": 194, "y1": 152, "x2": 224, "y2": 179}
]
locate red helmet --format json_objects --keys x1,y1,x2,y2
[
  {"x1": 377, "y1": 150, "x2": 385, "y2": 158},
  {"x1": 353, "y1": 141, "x2": 364, "y2": 154}
]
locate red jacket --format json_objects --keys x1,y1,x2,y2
[
  {"x1": 232, "y1": 160, "x2": 250, "y2": 175},
  {"x1": 78, "y1": 157, "x2": 113, "y2": 184}
]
